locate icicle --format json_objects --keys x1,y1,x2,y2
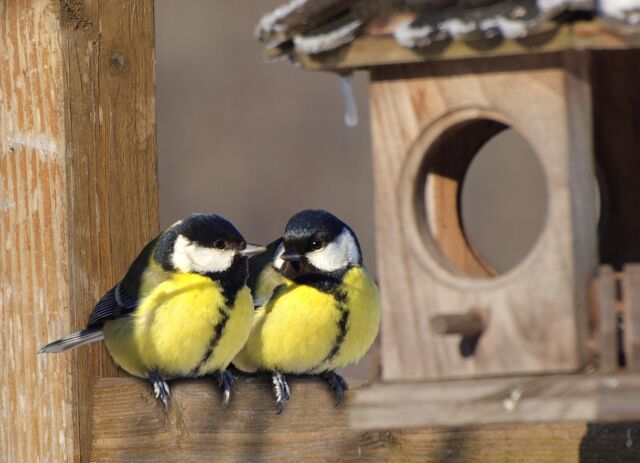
[{"x1": 338, "y1": 73, "x2": 358, "y2": 128}]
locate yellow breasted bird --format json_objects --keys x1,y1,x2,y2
[
  {"x1": 234, "y1": 209, "x2": 381, "y2": 412},
  {"x1": 39, "y1": 213, "x2": 266, "y2": 409}
]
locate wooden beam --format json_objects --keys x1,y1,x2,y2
[
  {"x1": 1, "y1": 1, "x2": 157, "y2": 461},
  {"x1": 292, "y1": 20, "x2": 640, "y2": 71},
  {"x1": 351, "y1": 374, "x2": 640, "y2": 429},
  {"x1": 91, "y1": 376, "x2": 640, "y2": 462}
]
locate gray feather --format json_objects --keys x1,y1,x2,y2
[{"x1": 38, "y1": 328, "x2": 104, "y2": 354}]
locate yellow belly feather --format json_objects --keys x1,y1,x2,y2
[
  {"x1": 103, "y1": 273, "x2": 254, "y2": 378},
  {"x1": 234, "y1": 267, "x2": 380, "y2": 374}
]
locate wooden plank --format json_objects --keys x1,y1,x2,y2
[
  {"x1": 297, "y1": 25, "x2": 574, "y2": 70},
  {"x1": 91, "y1": 376, "x2": 640, "y2": 462},
  {"x1": 62, "y1": 1, "x2": 158, "y2": 460},
  {"x1": 623, "y1": 265, "x2": 640, "y2": 372},
  {"x1": 595, "y1": 266, "x2": 619, "y2": 373},
  {"x1": 351, "y1": 374, "x2": 640, "y2": 429},
  {"x1": 294, "y1": 20, "x2": 640, "y2": 71},
  {"x1": 1, "y1": 1, "x2": 158, "y2": 461},
  {"x1": 370, "y1": 53, "x2": 597, "y2": 381}
]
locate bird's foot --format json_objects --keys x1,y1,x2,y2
[
  {"x1": 216, "y1": 370, "x2": 238, "y2": 406},
  {"x1": 321, "y1": 371, "x2": 349, "y2": 406},
  {"x1": 148, "y1": 372, "x2": 171, "y2": 412},
  {"x1": 271, "y1": 372, "x2": 290, "y2": 415}
]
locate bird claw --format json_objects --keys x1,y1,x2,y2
[
  {"x1": 322, "y1": 371, "x2": 348, "y2": 407},
  {"x1": 149, "y1": 372, "x2": 171, "y2": 412},
  {"x1": 272, "y1": 372, "x2": 290, "y2": 414},
  {"x1": 217, "y1": 370, "x2": 237, "y2": 406}
]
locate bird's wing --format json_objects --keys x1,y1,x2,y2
[
  {"x1": 246, "y1": 238, "x2": 281, "y2": 291},
  {"x1": 86, "y1": 282, "x2": 140, "y2": 328},
  {"x1": 86, "y1": 236, "x2": 165, "y2": 328},
  {"x1": 247, "y1": 238, "x2": 284, "y2": 308}
]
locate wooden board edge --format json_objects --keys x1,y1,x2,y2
[
  {"x1": 291, "y1": 20, "x2": 640, "y2": 71},
  {"x1": 350, "y1": 374, "x2": 640, "y2": 430}
]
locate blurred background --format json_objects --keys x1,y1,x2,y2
[
  {"x1": 154, "y1": 0, "x2": 547, "y2": 377},
  {"x1": 155, "y1": 0, "x2": 374, "y2": 266}
]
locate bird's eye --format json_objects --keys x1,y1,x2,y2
[
  {"x1": 310, "y1": 239, "x2": 324, "y2": 251},
  {"x1": 214, "y1": 240, "x2": 226, "y2": 250}
]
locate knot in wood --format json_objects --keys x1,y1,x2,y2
[{"x1": 109, "y1": 52, "x2": 126, "y2": 74}]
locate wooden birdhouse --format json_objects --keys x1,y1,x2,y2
[{"x1": 258, "y1": 0, "x2": 640, "y2": 428}]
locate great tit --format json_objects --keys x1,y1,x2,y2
[
  {"x1": 233, "y1": 209, "x2": 381, "y2": 412},
  {"x1": 39, "y1": 213, "x2": 266, "y2": 410}
]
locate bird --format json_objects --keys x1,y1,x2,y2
[
  {"x1": 39, "y1": 213, "x2": 266, "y2": 410},
  {"x1": 233, "y1": 209, "x2": 381, "y2": 413}
]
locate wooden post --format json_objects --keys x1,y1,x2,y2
[{"x1": 0, "y1": 1, "x2": 157, "y2": 461}]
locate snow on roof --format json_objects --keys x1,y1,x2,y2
[{"x1": 257, "y1": 0, "x2": 640, "y2": 64}]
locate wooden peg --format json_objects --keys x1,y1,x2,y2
[{"x1": 430, "y1": 311, "x2": 486, "y2": 337}]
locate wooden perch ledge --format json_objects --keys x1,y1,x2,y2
[{"x1": 91, "y1": 375, "x2": 640, "y2": 462}]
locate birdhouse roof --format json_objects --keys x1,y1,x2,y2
[{"x1": 257, "y1": 0, "x2": 640, "y2": 69}]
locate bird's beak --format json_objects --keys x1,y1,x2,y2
[
  {"x1": 281, "y1": 250, "x2": 302, "y2": 262},
  {"x1": 239, "y1": 243, "x2": 267, "y2": 257}
]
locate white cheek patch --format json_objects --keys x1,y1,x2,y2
[
  {"x1": 306, "y1": 228, "x2": 360, "y2": 272},
  {"x1": 172, "y1": 234, "x2": 235, "y2": 274},
  {"x1": 272, "y1": 241, "x2": 285, "y2": 271}
]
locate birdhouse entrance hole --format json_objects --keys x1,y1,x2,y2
[
  {"x1": 461, "y1": 128, "x2": 548, "y2": 275},
  {"x1": 408, "y1": 116, "x2": 548, "y2": 279}
]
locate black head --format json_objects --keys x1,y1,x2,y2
[
  {"x1": 274, "y1": 209, "x2": 362, "y2": 289},
  {"x1": 155, "y1": 213, "x2": 265, "y2": 277}
]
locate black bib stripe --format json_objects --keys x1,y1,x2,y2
[
  {"x1": 317, "y1": 289, "x2": 350, "y2": 369},
  {"x1": 191, "y1": 305, "x2": 231, "y2": 376}
]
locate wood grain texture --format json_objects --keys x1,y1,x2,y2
[
  {"x1": 1, "y1": 1, "x2": 158, "y2": 461},
  {"x1": 91, "y1": 376, "x2": 640, "y2": 462},
  {"x1": 1, "y1": 2, "x2": 73, "y2": 461},
  {"x1": 370, "y1": 54, "x2": 598, "y2": 381},
  {"x1": 59, "y1": 2, "x2": 158, "y2": 459},
  {"x1": 352, "y1": 374, "x2": 640, "y2": 428}
]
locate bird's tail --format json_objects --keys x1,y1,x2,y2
[{"x1": 38, "y1": 328, "x2": 104, "y2": 354}]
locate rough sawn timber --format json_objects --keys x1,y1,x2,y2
[
  {"x1": 90, "y1": 376, "x2": 640, "y2": 462},
  {"x1": 351, "y1": 374, "x2": 640, "y2": 428},
  {"x1": 0, "y1": 1, "x2": 158, "y2": 461}
]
